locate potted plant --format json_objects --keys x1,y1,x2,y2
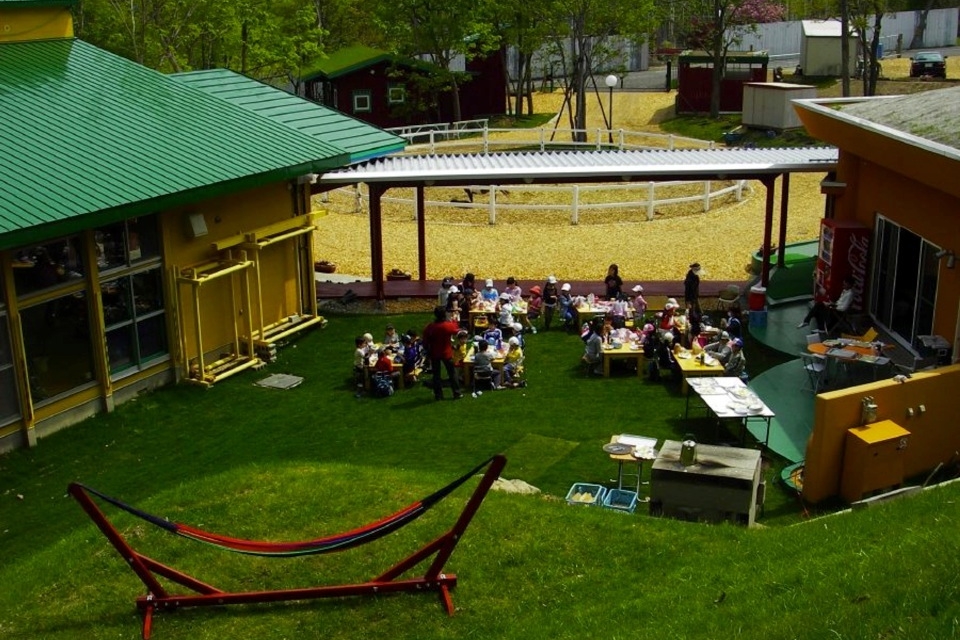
[
  {"x1": 386, "y1": 268, "x2": 411, "y2": 281},
  {"x1": 314, "y1": 260, "x2": 337, "y2": 274}
]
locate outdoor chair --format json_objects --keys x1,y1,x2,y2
[
  {"x1": 800, "y1": 352, "x2": 827, "y2": 392},
  {"x1": 715, "y1": 285, "x2": 740, "y2": 312},
  {"x1": 473, "y1": 368, "x2": 498, "y2": 392},
  {"x1": 841, "y1": 326, "x2": 879, "y2": 343}
]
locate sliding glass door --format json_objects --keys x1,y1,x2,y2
[{"x1": 871, "y1": 215, "x2": 938, "y2": 347}]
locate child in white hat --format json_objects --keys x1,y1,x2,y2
[
  {"x1": 631, "y1": 284, "x2": 648, "y2": 317},
  {"x1": 502, "y1": 336, "x2": 525, "y2": 387},
  {"x1": 480, "y1": 278, "x2": 499, "y2": 302}
]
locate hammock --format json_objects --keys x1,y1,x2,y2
[
  {"x1": 69, "y1": 455, "x2": 506, "y2": 640},
  {"x1": 73, "y1": 455, "x2": 487, "y2": 557}
]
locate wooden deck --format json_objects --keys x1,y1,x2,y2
[{"x1": 316, "y1": 277, "x2": 750, "y2": 304}]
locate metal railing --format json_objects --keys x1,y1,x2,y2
[
  {"x1": 385, "y1": 121, "x2": 715, "y2": 154},
  {"x1": 324, "y1": 180, "x2": 749, "y2": 225}
]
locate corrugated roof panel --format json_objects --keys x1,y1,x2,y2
[
  {"x1": 0, "y1": 39, "x2": 351, "y2": 248},
  {"x1": 170, "y1": 69, "x2": 406, "y2": 165},
  {"x1": 318, "y1": 147, "x2": 838, "y2": 185}
]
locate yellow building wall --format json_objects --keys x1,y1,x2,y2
[
  {"x1": 802, "y1": 364, "x2": 960, "y2": 503},
  {"x1": 0, "y1": 7, "x2": 74, "y2": 42},
  {"x1": 160, "y1": 182, "x2": 306, "y2": 365},
  {"x1": 834, "y1": 155, "x2": 960, "y2": 344}
]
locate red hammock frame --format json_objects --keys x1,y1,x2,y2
[{"x1": 69, "y1": 455, "x2": 506, "y2": 639}]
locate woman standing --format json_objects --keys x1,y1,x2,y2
[
  {"x1": 604, "y1": 264, "x2": 623, "y2": 300},
  {"x1": 684, "y1": 263, "x2": 702, "y2": 313}
]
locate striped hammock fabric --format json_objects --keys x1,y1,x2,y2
[{"x1": 75, "y1": 457, "x2": 492, "y2": 557}]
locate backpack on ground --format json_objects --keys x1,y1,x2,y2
[{"x1": 372, "y1": 373, "x2": 394, "y2": 398}]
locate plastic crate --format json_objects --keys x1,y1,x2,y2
[
  {"x1": 602, "y1": 489, "x2": 639, "y2": 514},
  {"x1": 565, "y1": 483, "x2": 606, "y2": 506}
]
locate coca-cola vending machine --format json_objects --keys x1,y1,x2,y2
[{"x1": 815, "y1": 219, "x2": 870, "y2": 311}]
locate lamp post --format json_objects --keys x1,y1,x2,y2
[{"x1": 605, "y1": 74, "x2": 618, "y2": 146}]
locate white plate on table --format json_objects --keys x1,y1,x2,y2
[{"x1": 728, "y1": 402, "x2": 749, "y2": 415}]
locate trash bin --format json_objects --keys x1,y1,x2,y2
[{"x1": 748, "y1": 286, "x2": 767, "y2": 312}]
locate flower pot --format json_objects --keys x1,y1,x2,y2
[
  {"x1": 314, "y1": 261, "x2": 337, "y2": 274},
  {"x1": 386, "y1": 270, "x2": 411, "y2": 281}
]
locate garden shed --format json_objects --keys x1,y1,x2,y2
[
  {"x1": 799, "y1": 20, "x2": 859, "y2": 77},
  {"x1": 676, "y1": 51, "x2": 768, "y2": 114},
  {"x1": 742, "y1": 82, "x2": 817, "y2": 130}
]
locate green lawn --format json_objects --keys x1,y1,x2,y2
[{"x1": 1, "y1": 313, "x2": 957, "y2": 639}]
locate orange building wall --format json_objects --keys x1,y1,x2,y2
[
  {"x1": 802, "y1": 364, "x2": 960, "y2": 503},
  {"x1": 833, "y1": 155, "x2": 960, "y2": 343}
]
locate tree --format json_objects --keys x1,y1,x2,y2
[
  {"x1": 75, "y1": 0, "x2": 325, "y2": 84},
  {"x1": 487, "y1": 0, "x2": 559, "y2": 116},
  {"x1": 849, "y1": 0, "x2": 892, "y2": 96},
  {"x1": 372, "y1": 0, "x2": 501, "y2": 122},
  {"x1": 545, "y1": 0, "x2": 657, "y2": 141},
  {"x1": 680, "y1": 0, "x2": 784, "y2": 118},
  {"x1": 907, "y1": 0, "x2": 948, "y2": 49}
]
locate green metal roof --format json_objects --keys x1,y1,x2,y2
[
  {"x1": 171, "y1": 69, "x2": 406, "y2": 164},
  {"x1": 0, "y1": 38, "x2": 351, "y2": 251},
  {"x1": 301, "y1": 45, "x2": 438, "y2": 82}
]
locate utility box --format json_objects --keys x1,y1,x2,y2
[
  {"x1": 841, "y1": 420, "x2": 910, "y2": 504},
  {"x1": 742, "y1": 82, "x2": 817, "y2": 130},
  {"x1": 915, "y1": 335, "x2": 952, "y2": 366},
  {"x1": 650, "y1": 441, "x2": 762, "y2": 526}
]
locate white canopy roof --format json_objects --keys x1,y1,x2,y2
[{"x1": 318, "y1": 147, "x2": 838, "y2": 187}]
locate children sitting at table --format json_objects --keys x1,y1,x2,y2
[
  {"x1": 631, "y1": 285, "x2": 648, "y2": 319},
  {"x1": 374, "y1": 347, "x2": 400, "y2": 390},
  {"x1": 361, "y1": 333, "x2": 376, "y2": 357},
  {"x1": 480, "y1": 279, "x2": 499, "y2": 302},
  {"x1": 383, "y1": 323, "x2": 400, "y2": 349},
  {"x1": 400, "y1": 333, "x2": 422, "y2": 385},
  {"x1": 721, "y1": 303, "x2": 743, "y2": 340},
  {"x1": 438, "y1": 276, "x2": 454, "y2": 307},
  {"x1": 704, "y1": 331, "x2": 732, "y2": 364},
  {"x1": 723, "y1": 338, "x2": 747, "y2": 379},
  {"x1": 503, "y1": 276, "x2": 522, "y2": 302},
  {"x1": 452, "y1": 330, "x2": 471, "y2": 383},
  {"x1": 482, "y1": 319, "x2": 503, "y2": 350},
  {"x1": 502, "y1": 336, "x2": 524, "y2": 387},
  {"x1": 473, "y1": 340, "x2": 502, "y2": 388}
]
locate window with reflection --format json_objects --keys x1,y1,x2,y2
[
  {"x1": 12, "y1": 236, "x2": 85, "y2": 297},
  {"x1": 0, "y1": 313, "x2": 20, "y2": 424},
  {"x1": 96, "y1": 216, "x2": 160, "y2": 271},
  {"x1": 102, "y1": 268, "x2": 167, "y2": 374},
  {"x1": 20, "y1": 293, "x2": 96, "y2": 402}
]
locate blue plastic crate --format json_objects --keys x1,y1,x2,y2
[
  {"x1": 602, "y1": 488, "x2": 639, "y2": 514},
  {"x1": 565, "y1": 482, "x2": 606, "y2": 506}
]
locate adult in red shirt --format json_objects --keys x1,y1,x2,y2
[{"x1": 423, "y1": 306, "x2": 463, "y2": 400}]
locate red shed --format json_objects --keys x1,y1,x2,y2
[
  {"x1": 676, "y1": 51, "x2": 769, "y2": 114},
  {"x1": 301, "y1": 45, "x2": 505, "y2": 129}
]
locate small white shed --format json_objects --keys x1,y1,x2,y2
[
  {"x1": 742, "y1": 82, "x2": 817, "y2": 130},
  {"x1": 800, "y1": 20, "x2": 858, "y2": 77}
]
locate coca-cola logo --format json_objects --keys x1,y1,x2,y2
[{"x1": 847, "y1": 234, "x2": 869, "y2": 310}]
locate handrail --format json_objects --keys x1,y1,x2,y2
[
  {"x1": 386, "y1": 122, "x2": 714, "y2": 154},
  {"x1": 326, "y1": 179, "x2": 748, "y2": 225}
]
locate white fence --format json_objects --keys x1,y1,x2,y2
[
  {"x1": 507, "y1": 8, "x2": 957, "y2": 80},
  {"x1": 326, "y1": 179, "x2": 749, "y2": 225},
  {"x1": 384, "y1": 121, "x2": 715, "y2": 154},
  {"x1": 736, "y1": 7, "x2": 958, "y2": 60}
]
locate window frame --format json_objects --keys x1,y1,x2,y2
[{"x1": 352, "y1": 90, "x2": 372, "y2": 113}]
